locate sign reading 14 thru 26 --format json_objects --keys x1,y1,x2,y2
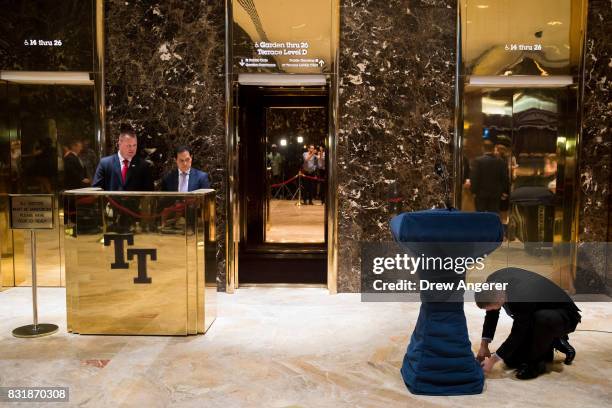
[{"x1": 238, "y1": 41, "x2": 325, "y2": 71}]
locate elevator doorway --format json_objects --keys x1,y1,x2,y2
[
  {"x1": 456, "y1": 0, "x2": 586, "y2": 291},
  {"x1": 235, "y1": 83, "x2": 329, "y2": 284}
]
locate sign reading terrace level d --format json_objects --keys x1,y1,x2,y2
[
  {"x1": 9, "y1": 195, "x2": 54, "y2": 230},
  {"x1": 231, "y1": 0, "x2": 334, "y2": 74}
]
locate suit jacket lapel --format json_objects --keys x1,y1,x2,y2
[
  {"x1": 187, "y1": 170, "x2": 196, "y2": 192},
  {"x1": 125, "y1": 156, "x2": 139, "y2": 186},
  {"x1": 112, "y1": 155, "x2": 123, "y2": 186}
]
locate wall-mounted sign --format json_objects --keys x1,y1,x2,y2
[
  {"x1": 0, "y1": 0, "x2": 94, "y2": 71},
  {"x1": 504, "y1": 43, "x2": 543, "y2": 52},
  {"x1": 232, "y1": 0, "x2": 335, "y2": 74},
  {"x1": 9, "y1": 195, "x2": 55, "y2": 230},
  {"x1": 461, "y1": 0, "x2": 577, "y2": 76}
]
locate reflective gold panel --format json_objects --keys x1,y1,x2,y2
[
  {"x1": 461, "y1": 0, "x2": 586, "y2": 76},
  {"x1": 457, "y1": 0, "x2": 587, "y2": 292},
  {"x1": 63, "y1": 189, "x2": 217, "y2": 335}
]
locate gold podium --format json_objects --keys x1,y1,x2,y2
[{"x1": 62, "y1": 188, "x2": 217, "y2": 335}]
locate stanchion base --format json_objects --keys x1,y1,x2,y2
[{"x1": 12, "y1": 324, "x2": 58, "y2": 338}]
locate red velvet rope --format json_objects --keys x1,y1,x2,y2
[{"x1": 270, "y1": 173, "x2": 325, "y2": 187}]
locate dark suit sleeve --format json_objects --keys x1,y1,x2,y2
[
  {"x1": 201, "y1": 172, "x2": 210, "y2": 189},
  {"x1": 500, "y1": 160, "x2": 510, "y2": 195},
  {"x1": 482, "y1": 309, "x2": 500, "y2": 341},
  {"x1": 470, "y1": 159, "x2": 480, "y2": 195},
  {"x1": 463, "y1": 158, "x2": 470, "y2": 182},
  {"x1": 92, "y1": 161, "x2": 106, "y2": 189}
]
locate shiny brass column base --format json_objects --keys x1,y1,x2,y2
[{"x1": 12, "y1": 323, "x2": 58, "y2": 338}]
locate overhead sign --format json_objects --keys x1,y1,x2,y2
[
  {"x1": 231, "y1": 0, "x2": 334, "y2": 74},
  {"x1": 9, "y1": 194, "x2": 55, "y2": 230}
]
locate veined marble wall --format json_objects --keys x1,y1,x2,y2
[
  {"x1": 579, "y1": 0, "x2": 611, "y2": 294},
  {"x1": 105, "y1": 0, "x2": 227, "y2": 287},
  {"x1": 337, "y1": 0, "x2": 457, "y2": 291}
]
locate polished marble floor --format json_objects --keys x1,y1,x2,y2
[
  {"x1": 0, "y1": 287, "x2": 611, "y2": 407},
  {"x1": 266, "y1": 199, "x2": 325, "y2": 243}
]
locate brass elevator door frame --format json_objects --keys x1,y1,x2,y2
[
  {"x1": 224, "y1": 0, "x2": 340, "y2": 292},
  {"x1": 236, "y1": 85, "x2": 328, "y2": 284}
]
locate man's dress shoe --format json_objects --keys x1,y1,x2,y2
[
  {"x1": 553, "y1": 337, "x2": 576, "y2": 365},
  {"x1": 516, "y1": 361, "x2": 546, "y2": 380}
]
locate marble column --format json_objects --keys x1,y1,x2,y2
[
  {"x1": 104, "y1": 0, "x2": 227, "y2": 288},
  {"x1": 337, "y1": 0, "x2": 457, "y2": 291},
  {"x1": 578, "y1": 0, "x2": 612, "y2": 294}
]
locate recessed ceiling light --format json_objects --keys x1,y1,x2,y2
[{"x1": 476, "y1": 5, "x2": 489, "y2": 9}]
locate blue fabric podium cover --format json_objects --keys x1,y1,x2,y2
[{"x1": 390, "y1": 209, "x2": 503, "y2": 396}]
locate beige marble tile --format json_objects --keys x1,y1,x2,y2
[{"x1": 0, "y1": 287, "x2": 611, "y2": 407}]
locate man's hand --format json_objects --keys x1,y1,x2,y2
[
  {"x1": 481, "y1": 354, "x2": 501, "y2": 373},
  {"x1": 477, "y1": 341, "x2": 491, "y2": 362}
]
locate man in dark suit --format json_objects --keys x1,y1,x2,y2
[
  {"x1": 92, "y1": 124, "x2": 153, "y2": 191},
  {"x1": 160, "y1": 146, "x2": 210, "y2": 192},
  {"x1": 63, "y1": 139, "x2": 90, "y2": 190},
  {"x1": 471, "y1": 140, "x2": 509, "y2": 213},
  {"x1": 476, "y1": 268, "x2": 581, "y2": 379}
]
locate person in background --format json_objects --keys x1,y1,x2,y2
[
  {"x1": 267, "y1": 144, "x2": 284, "y2": 196},
  {"x1": 79, "y1": 138, "x2": 98, "y2": 182},
  {"x1": 471, "y1": 140, "x2": 509, "y2": 213},
  {"x1": 301, "y1": 144, "x2": 317, "y2": 205},
  {"x1": 316, "y1": 145, "x2": 326, "y2": 205},
  {"x1": 63, "y1": 139, "x2": 90, "y2": 190}
]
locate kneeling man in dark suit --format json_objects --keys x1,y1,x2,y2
[
  {"x1": 161, "y1": 146, "x2": 210, "y2": 192},
  {"x1": 476, "y1": 268, "x2": 581, "y2": 379}
]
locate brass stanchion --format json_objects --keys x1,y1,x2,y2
[
  {"x1": 10, "y1": 194, "x2": 58, "y2": 338},
  {"x1": 296, "y1": 173, "x2": 302, "y2": 207},
  {"x1": 12, "y1": 230, "x2": 59, "y2": 338}
]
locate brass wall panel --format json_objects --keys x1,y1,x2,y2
[
  {"x1": 63, "y1": 190, "x2": 216, "y2": 336},
  {"x1": 186, "y1": 199, "x2": 198, "y2": 335},
  {"x1": 461, "y1": 0, "x2": 584, "y2": 76},
  {"x1": 203, "y1": 193, "x2": 217, "y2": 332}
]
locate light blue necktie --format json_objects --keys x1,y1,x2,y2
[{"x1": 179, "y1": 172, "x2": 188, "y2": 192}]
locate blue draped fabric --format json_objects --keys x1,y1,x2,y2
[{"x1": 390, "y1": 208, "x2": 503, "y2": 396}]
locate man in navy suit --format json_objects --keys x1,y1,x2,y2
[
  {"x1": 161, "y1": 146, "x2": 210, "y2": 192},
  {"x1": 92, "y1": 124, "x2": 153, "y2": 191}
]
